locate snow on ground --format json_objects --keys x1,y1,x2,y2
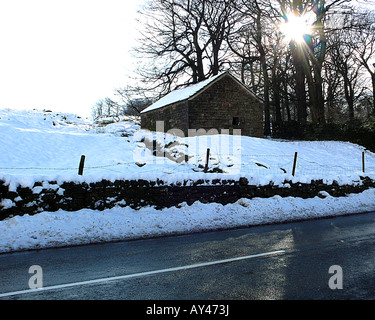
[
  {"x1": 1, "y1": 108, "x2": 374, "y2": 189},
  {"x1": 1, "y1": 188, "x2": 375, "y2": 253},
  {"x1": 1, "y1": 108, "x2": 375, "y2": 253}
]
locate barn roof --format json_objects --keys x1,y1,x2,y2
[{"x1": 140, "y1": 71, "x2": 261, "y2": 114}]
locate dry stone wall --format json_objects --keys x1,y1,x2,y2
[{"x1": 1, "y1": 177, "x2": 375, "y2": 220}]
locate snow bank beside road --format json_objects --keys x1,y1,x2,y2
[{"x1": 1, "y1": 188, "x2": 375, "y2": 254}]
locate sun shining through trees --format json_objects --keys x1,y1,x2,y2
[{"x1": 279, "y1": 12, "x2": 315, "y2": 44}]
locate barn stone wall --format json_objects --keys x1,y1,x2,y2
[
  {"x1": 188, "y1": 75, "x2": 264, "y2": 137},
  {"x1": 141, "y1": 101, "x2": 189, "y2": 134}
]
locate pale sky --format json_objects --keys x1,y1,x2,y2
[{"x1": 0, "y1": 0, "x2": 143, "y2": 118}]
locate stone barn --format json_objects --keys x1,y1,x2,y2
[{"x1": 140, "y1": 71, "x2": 264, "y2": 137}]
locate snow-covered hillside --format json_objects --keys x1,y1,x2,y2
[
  {"x1": 1, "y1": 108, "x2": 374, "y2": 190},
  {"x1": 0, "y1": 109, "x2": 141, "y2": 187},
  {"x1": 1, "y1": 108, "x2": 375, "y2": 254}
]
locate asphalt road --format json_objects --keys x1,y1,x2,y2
[{"x1": 1, "y1": 211, "x2": 375, "y2": 301}]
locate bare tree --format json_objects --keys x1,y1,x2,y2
[
  {"x1": 329, "y1": 17, "x2": 367, "y2": 122},
  {"x1": 349, "y1": 10, "x2": 375, "y2": 115},
  {"x1": 91, "y1": 97, "x2": 121, "y2": 119},
  {"x1": 134, "y1": 0, "x2": 237, "y2": 96},
  {"x1": 228, "y1": 0, "x2": 280, "y2": 136},
  {"x1": 92, "y1": 99, "x2": 105, "y2": 119},
  {"x1": 203, "y1": 0, "x2": 237, "y2": 75},
  {"x1": 114, "y1": 85, "x2": 154, "y2": 115},
  {"x1": 277, "y1": 0, "x2": 360, "y2": 124}
]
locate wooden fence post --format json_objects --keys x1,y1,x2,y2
[
  {"x1": 204, "y1": 148, "x2": 210, "y2": 173},
  {"x1": 362, "y1": 151, "x2": 365, "y2": 173},
  {"x1": 292, "y1": 152, "x2": 298, "y2": 177},
  {"x1": 78, "y1": 155, "x2": 86, "y2": 176}
]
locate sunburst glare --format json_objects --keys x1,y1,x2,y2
[{"x1": 279, "y1": 13, "x2": 314, "y2": 44}]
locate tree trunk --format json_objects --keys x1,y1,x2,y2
[
  {"x1": 272, "y1": 72, "x2": 282, "y2": 124},
  {"x1": 211, "y1": 44, "x2": 220, "y2": 76},
  {"x1": 343, "y1": 74, "x2": 355, "y2": 122},
  {"x1": 326, "y1": 82, "x2": 335, "y2": 123},
  {"x1": 313, "y1": 66, "x2": 326, "y2": 124},
  {"x1": 308, "y1": 7, "x2": 326, "y2": 124},
  {"x1": 255, "y1": 8, "x2": 271, "y2": 136},
  {"x1": 291, "y1": 47, "x2": 307, "y2": 124},
  {"x1": 283, "y1": 79, "x2": 291, "y2": 122},
  {"x1": 262, "y1": 60, "x2": 271, "y2": 136}
]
